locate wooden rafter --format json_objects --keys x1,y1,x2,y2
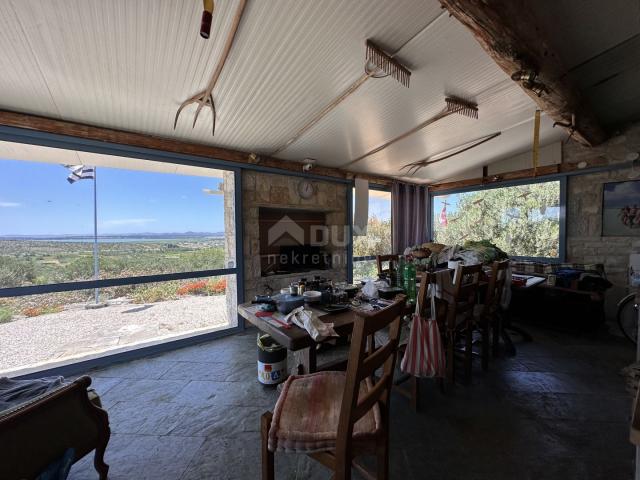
[
  {"x1": 439, "y1": 0, "x2": 607, "y2": 147},
  {"x1": 0, "y1": 110, "x2": 398, "y2": 186}
]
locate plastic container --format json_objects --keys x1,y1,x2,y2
[{"x1": 257, "y1": 334, "x2": 287, "y2": 385}]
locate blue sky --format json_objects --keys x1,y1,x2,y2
[
  {"x1": 352, "y1": 191, "x2": 391, "y2": 221},
  {"x1": 0, "y1": 159, "x2": 226, "y2": 236}
]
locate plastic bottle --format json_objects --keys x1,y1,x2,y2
[
  {"x1": 405, "y1": 259, "x2": 417, "y2": 303},
  {"x1": 397, "y1": 256, "x2": 406, "y2": 291}
]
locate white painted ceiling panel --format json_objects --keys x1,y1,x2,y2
[
  {"x1": 0, "y1": 2, "x2": 60, "y2": 117},
  {"x1": 0, "y1": 0, "x2": 607, "y2": 183},
  {"x1": 358, "y1": 113, "x2": 566, "y2": 183},
  {"x1": 276, "y1": 13, "x2": 541, "y2": 179},
  {"x1": 344, "y1": 82, "x2": 544, "y2": 176}
]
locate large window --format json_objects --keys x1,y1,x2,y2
[
  {"x1": 0, "y1": 145, "x2": 241, "y2": 376},
  {"x1": 352, "y1": 189, "x2": 392, "y2": 280},
  {"x1": 431, "y1": 179, "x2": 564, "y2": 259}
]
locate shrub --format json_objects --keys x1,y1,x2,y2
[
  {"x1": 177, "y1": 279, "x2": 227, "y2": 296},
  {"x1": 22, "y1": 305, "x2": 63, "y2": 317},
  {"x1": 130, "y1": 283, "x2": 179, "y2": 304},
  {"x1": 0, "y1": 305, "x2": 13, "y2": 323},
  {"x1": 177, "y1": 280, "x2": 208, "y2": 296}
]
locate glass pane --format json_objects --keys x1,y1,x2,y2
[
  {"x1": 353, "y1": 189, "x2": 392, "y2": 257},
  {"x1": 0, "y1": 159, "x2": 95, "y2": 287},
  {"x1": 352, "y1": 259, "x2": 378, "y2": 281},
  {"x1": 432, "y1": 181, "x2": 561, "y2": 258},
  {"x1": 0, "y1": 274, "x2": 238, "y2": 376},
  {"x1": 96, "y1": 167, "x2": 235, "y2": 278},
  {"x1": 0, "y1": 153, "x2": 237, "y2": 288}
]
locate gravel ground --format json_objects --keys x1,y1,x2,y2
[{"x1": 0, "y1": 295, "x2": 231, "y2": 375}]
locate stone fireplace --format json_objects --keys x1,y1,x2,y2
[{"x1": 242, "y1": 170, "x2": 348, "y2": 301}]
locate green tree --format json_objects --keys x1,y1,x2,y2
[
  {"x1": 352, "y1": 215, "x2": 391, "y2": 279},
  {"x1": 433, "y1": 182, "x2": 560, "y2": 258},
  {"x1": 353, "y1": 216, "x2": 392, "y2": 257}
]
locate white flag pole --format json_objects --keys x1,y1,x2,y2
[{"x1": 93, "y1": 168, "x2": 100, "y2": 304}]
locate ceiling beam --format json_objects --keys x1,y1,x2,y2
[
  {"x1": 0, "y1": 110, "x2": 396, "y2": 186},
  {"x1": 428, "y1": 156, "x2": 611, "y2": 192},
  {"x1": 439, "y1": 0, "x2": 608, "y2": 147}
]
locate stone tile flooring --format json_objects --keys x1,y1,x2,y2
[{"x1": 68, "y1": 324, "x2": 636, "y2": 480}]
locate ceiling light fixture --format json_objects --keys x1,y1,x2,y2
[
  {"x1": 511, "y1": 68, "x2": 548, "y2": 97},
  {"x1": 302, "y1": 158, "x2": 316, "y2": 172}
]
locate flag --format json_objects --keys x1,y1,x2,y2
[
  {"x1": 66, "y1": 165, "x2": 95, "y2": 184},
  {"x1": 439, "y1": 203, "x2": 448, "y2": 226}
]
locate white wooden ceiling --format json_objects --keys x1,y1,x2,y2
[{"x1": 0, "y1": 0, "x2": 569, "y2": 183}]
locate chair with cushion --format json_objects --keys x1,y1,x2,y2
[{"x1": 261, "y1": 296, "x2": 406, "y2": 480}]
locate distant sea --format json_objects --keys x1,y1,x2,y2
[{"x1": 0, "y1": 233, "x2": 224, "y2": 243}]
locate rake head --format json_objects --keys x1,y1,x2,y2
[
  {"x1": 365, "y1": 40, "x2": 411, "y2": 88},
  {"x1": 445, "y1": 96, "x2": 479, "y2": 119}
]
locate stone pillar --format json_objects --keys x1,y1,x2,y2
[{"x1": 223, "y1": 171, "x2": 238, "y2": 326}]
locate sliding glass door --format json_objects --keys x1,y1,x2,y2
[{"x1": 0, "y1": 142, "x2": 242, "y2": 376}]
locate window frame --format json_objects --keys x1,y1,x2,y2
[
  {"x1": 428, "y1": 175, "x2": 567, "y2": 262},
  {"x1": 348, "y1": 184, "x2": 393, "y2": 282},
  {"x1": 0, "y1": 128, "x2": 247, "y2": 377}
]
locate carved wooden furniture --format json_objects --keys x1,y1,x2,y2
[
  {"x1": 0, "y1": 376, "x2": 110, "y2": 480},
  {"x1": 375, "y1": 254, "x2": 399, "y2": 277},
  {"x1": 261, "y1": 297, "x2": 405, "y2": 480}
]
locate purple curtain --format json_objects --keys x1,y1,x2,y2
[{"x1": 392, "y1": 182, "x2": 429, "y2": 253}]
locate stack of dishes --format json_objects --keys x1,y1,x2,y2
[{"x1": 302, "y1": 290, "x2": 321, "y2": 303}]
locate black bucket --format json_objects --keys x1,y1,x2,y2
[{"x1": 257, "y1": 334, "x2": 287, "y2": 385}]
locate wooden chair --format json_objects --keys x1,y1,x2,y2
[
  {"x1": 261, "y1": 297, "x2": 406, "y2": 480},
  {"x1": 375, "y1": 254, "x2": 399, "y2": 277},
  {"x1": 447, "y1": 264, "x2": 483, "y2": 383},
  {"x1": 483, "y1": 260, "x2": 510, "y2": 361}
]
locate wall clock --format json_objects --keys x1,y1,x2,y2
[{"x1": 298, "y1": 180, "x2": 315, "y2": 199}]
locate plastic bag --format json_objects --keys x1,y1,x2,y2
[
  {"x1": 284, "y1": 306, "x2": 338, "y2": 342},
  {"x1": 362, "y1": 279, "x2": 388, "y2": 299}
]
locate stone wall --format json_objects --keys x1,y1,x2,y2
[
  {"x1": 242, "y1": 170, "x2": 348, "y2": 301},
  {"x1": 564, "y1": 123, "x2": 640, "y2": 286}
]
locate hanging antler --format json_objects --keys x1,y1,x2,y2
[{"x1": 174, "y1": 0, "x2": 247, "y2": 135}]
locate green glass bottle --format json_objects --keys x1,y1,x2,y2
[
  {"x1": 397, "y1": 255, "x2": 406, "y2": 291},
  {"x1": 405, "y1": 259, "x2": 417, "y2": 303}
]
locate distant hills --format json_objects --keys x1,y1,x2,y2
[{"x1": 0, "y1": 232, "x2": 225, "y2": 240}]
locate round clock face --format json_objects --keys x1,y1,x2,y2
[{"x1": 298, "y1": 180, "x2": 315, "y2": 199}]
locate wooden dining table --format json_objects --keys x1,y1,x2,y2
[{"x1": 238, "y1": 300, "x2": 412, "y2": 374}]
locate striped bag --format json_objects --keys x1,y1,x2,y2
[{"x1": 400, "y1": 293, "x2": 446, "y2": 378}]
